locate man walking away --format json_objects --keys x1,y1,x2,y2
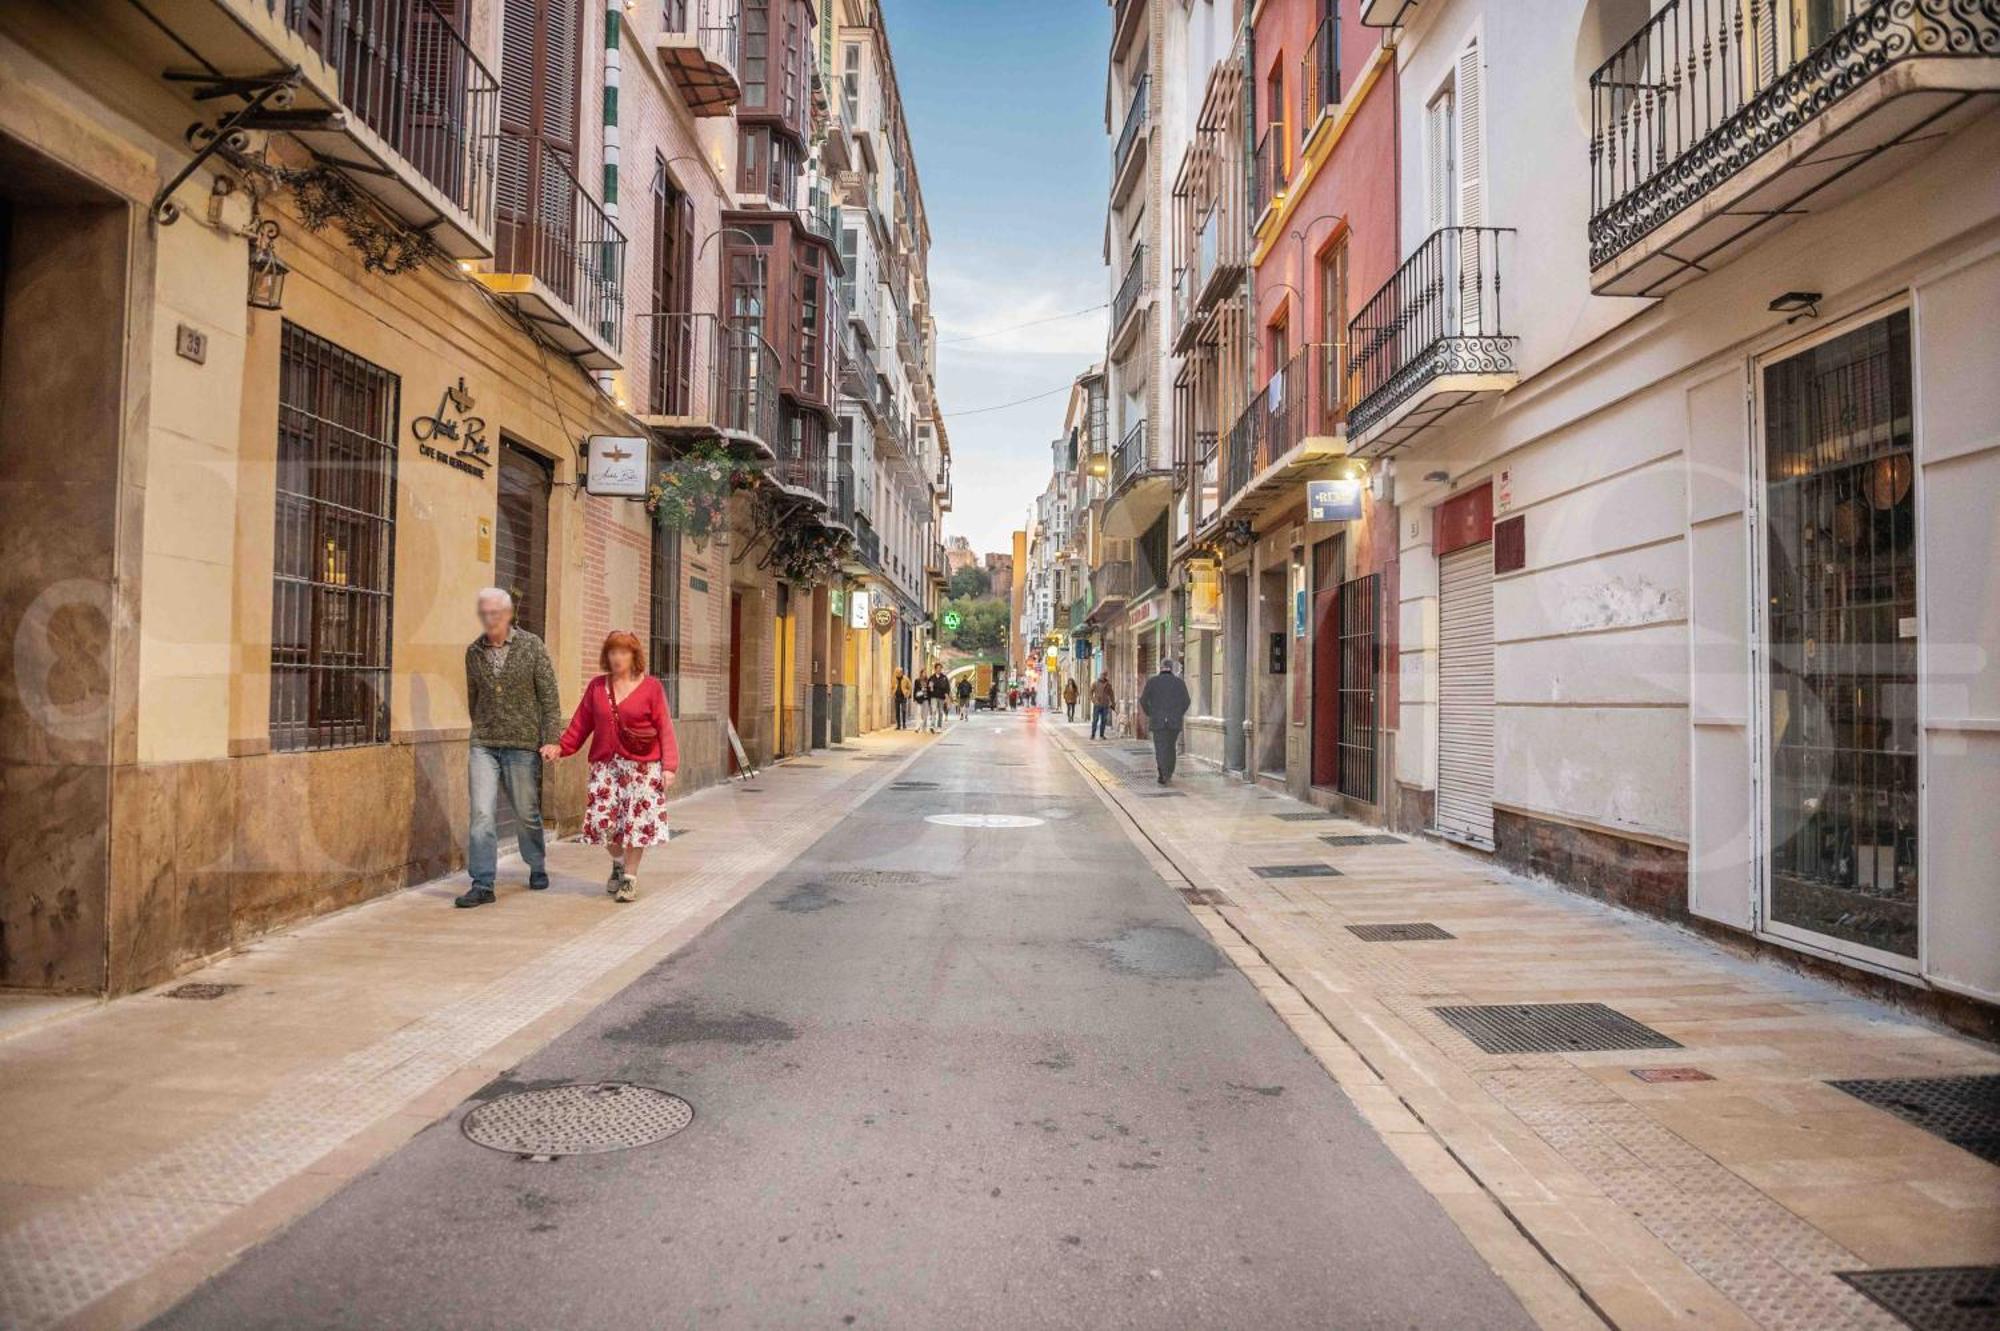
[
  {"x1": 892, "y1": 668, "x2": 910, "y2": 730},
  {"x1": 1139, "y1": 659, "x2": 1192, "y2": 784},
  {"x1": 1063, "y1": 676, "x2": 1079, "y2": 722},
  {"x1": 956, "y1": 673, "x2": 973, "y2": 719},
  {"x1": 458, "y1": 587, "x2": 562, "y2": 908},
  {"x1": 1089, "y1": 673, "x2": 1115, "y2": 740},
  {"x1": 931, "y1": 667, "x2": 952, "y2": 729}
]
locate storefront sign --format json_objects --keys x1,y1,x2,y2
[
  {"x1": 1306, "y1": 477, "x2": 1365, "y2": 523},
  {"x1": 1128, "y1": 596, "x2": 1163, "y2": 630},
  {"x1": 849, "y1": 589, "x2": 871, "y2": 630},
  {"x1": 941, "y1": 609, "x2": 963, "y2": 632},
  {"x1": 412, "y1": 377, "x2": 489, "y2": 476},
  {"x1": 1187, "y1": 559, "x2": 1220, "y2": 631},
  {"x1": 585, "y1": 435, "x2": 650, "y2": 497},
  {"x1": 871, "y1": 605, "x2": 895, "y2": 634}
]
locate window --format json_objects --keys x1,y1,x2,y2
[
  {"x1": 649, "y1": 156, "x2": 695, "y2": 416},
  {"x1": 651, "y1": 519, "x2": 682, "y2": 713},
  {"x1": 1318, "y1": 234, "x2": 1349, "y2": 420},
  {"x1": 841, "y1": 41, "x2": 862, "y2": 125},
  {"x1": 496, "y1": 0, "x2": 582, "y2": 261},
  {"x1": 741, "y1": 0, "x2": 769, "y2": 109},
  {"x1": 1267, "y1": 63, "x2": 1288, "y2": 175},
  {"x1": 796, "y1": 257, "x2": 822, "y2": 398},
  {"x1": 269, "y1": 323, "x2": 399, "y2": 753}
]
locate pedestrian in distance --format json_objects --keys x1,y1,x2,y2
[
  {"x1": 1062, "y1": 676, "x2": 1079, "y2": 722},
  {"x1": 457, "y1": 587, "x2": 562, "y2": 909},
  {"x1": 987, "y1": 680, "x2": 1001, "y2": 711},
  {"x1": 1139, "y1": 659, "x2": 1192, "y2": 784},
  {"x1": 1089, "y1": 673, "x2": 1115, "y2": 740},
  {"x1": 543, "y1": 631, "x2": 678, "y2": 903},
  {"x1": 1007, "y1": 684, "x2": 1019, "y2": 710},
  {"x1": 956, "y1": 673, "x2": 973, "y2": 719},
  {"x1": 911, "y1": 668, "x2": 930, "y2": 731},
  {"x1": 930, "y1": 666, "x2": 952, "y2": 730},
  {"x1": 891, "y1": 667, "x2": 910, "y2": 730}
]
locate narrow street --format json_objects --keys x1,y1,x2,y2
[{"x1": 141, "y1": 713, "x2": 1533, "y2": 1330}]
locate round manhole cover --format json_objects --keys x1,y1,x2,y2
[
  {"x1": 924, "y1": 813, "x2": 1045, "y2": 829},
  {"x1": 462, "y1": 1082, "x2": 692, "y2": 1159}
]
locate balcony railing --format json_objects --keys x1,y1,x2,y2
[
  {"x1": 1302, "y1": 11, "x2": 1341, "y2": 130},
  {"x1": 1221, "y1": 343, "x2": 1344, "y2": 503},
  {"x1": 646, "y1": 314, "x2": 781, "y2": 452},
  {"x1": 1347, "y1": 227, "x2": 1514, "y2": 445},
  {"x1": 659, "y1": 0, "x2": 741, "y2": 115},
  {"x1": 1587, "y1": 0, "x2": 1999, "y2": 281},
  {"x1": 773, "y1": 419, "x2": 831, "y2": 504},
  {"x1": 1112, "y1": 419, "x2": 1168, "y2": 492},
  {"x1": 833, "y1": 459, "x2": 857, "y2": 530},
  {"x1": 719, "y1": 322, "x2": 782, "y2": 450},
  {"x1": 856, "y1": 522, "x2": 881, "y2": 567},
  {"x1": 1112, "y1": 73, "x2": 1151, "y2": 191},
  {"x1": 1090, "y1": 560, "x2": 1134, "y2": 609},
  {"x1": 1111, "y1": 243, "x2": 1147, "y2": 343},
  {"x1": 493, "y1": 130, "x2": 626, "y2": 357},
  {"x1": 282, "y1": 0, "x2": 498, "y2": 229},
  {"x1": 1253, "y1": 125, "x2": 1286, "y2": 217}
]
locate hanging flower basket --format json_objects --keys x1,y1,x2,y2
[
  {"x1": 646, "y1": 437, "x2": 746, "y2": 542},
  {"x1": 768, "y1": 517, "x2": 853, "y2": 586}
]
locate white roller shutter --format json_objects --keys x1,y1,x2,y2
[{"x1": 1437, "y1": 543, "x2": 1495, "y2": 848}]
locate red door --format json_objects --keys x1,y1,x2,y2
[
  {"x1": 728, "y1": 591, "x2": 743, "y2": 774},
  {"x1": 1311, "y1": 585, "x2": 1341, "y2": 788}
]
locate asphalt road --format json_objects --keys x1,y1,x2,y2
[{"x1": 150, "y1": 712, "x2": 1535, "y2": 1330}]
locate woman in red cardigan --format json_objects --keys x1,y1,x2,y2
[{"x1": 540, "y1": 630, "x2": 679, "y2": 903}]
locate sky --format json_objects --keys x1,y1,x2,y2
[{"x1": 881, "y1": 0, "x2": 1111, "y2": 558}]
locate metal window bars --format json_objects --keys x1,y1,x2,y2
[
  {"x1": 661, "y1": 0, "x2": 740, "y2": 72},
  {"x1": 494, "y1": 130, "x2": 627, "y2": 353},
  {"x1": 645, "y1": 312, "x2": 779, "y2": 456},
  {"x1": 1112, "y1": 242, "x2": 1148, "y2": 339},
  {"x1": 1302, "y1": 10, "x2": 1341, "y2": 131},
  {"x1": 1346, "y1": 226, "x2": 1513, "y2": 439},
  {"x1": 1112, "y1": 72, "x2": 1151, "y2": 187},
  {"x1": 281, "y1": 0, "x2": 499, "y2": 226},
  {"x1": 1220, "y1": 342, "x2": 1343, "y2": 505}
]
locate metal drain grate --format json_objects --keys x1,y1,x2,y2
[
  {"x1": 1321, "y1": 833, "x2": 1405, "y2": 846},
  {"x1": 1251, "y1": 863, "x2": 1343, "y2": 879},
  {"x1": 462, "y1": 1082, "x2": 692, "y2": 1160},
  {"x1": 1273, "y1": 812, "x2": 1337, "y2": 822},
  {"x1": 162, "y1": 982, "x2": 242, "y2": 1000},
  {"x1": 1431, "y1": 1002, "x2": 1682, "y2": 1055},
  {"x1": 1347, "y1": 923, "x2": 1454, "y2": 942},
  {"x1": 891, "y1": 781, "x2": 940, "y2": 790},
  {"x1": 1838, "y1": 1266, "x2": 2000, "y2": 1331},
  {"x1": 1827, "y1": 1075, "x2": 2000, "y2": 1167},
  {"x1": 824, "y1": 870, "x2": 937, "y2": 888}
]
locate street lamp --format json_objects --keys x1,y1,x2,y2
[{"x1": 246, "y1": 220, "x2": 289, "y2": 311}]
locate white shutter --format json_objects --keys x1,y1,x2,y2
[
  {"x1": 1436, "y1": 543, "x2": 1495, "y2": 848},
  {"x1": 1455, "y1": 39, "x2": 1485, "y2": 334},
  {"x1": 1424, "y1": 91, "x2": 1453, "y2": 234}
]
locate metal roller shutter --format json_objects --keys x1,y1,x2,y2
[{"x1": 1437, "y1": 542, "x2": 1495, "y2": 848}]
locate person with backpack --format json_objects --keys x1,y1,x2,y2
[{"x1": 956, "y1": 673, "x2": 973, "y2": 719}]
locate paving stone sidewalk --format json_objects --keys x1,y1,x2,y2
[
  {"x1": 1054, "y1": 722, "x2": 2000, "y2": 1331},
  {"x1": 0, "y1": 730, "x2": 934, "y2": 1331}
]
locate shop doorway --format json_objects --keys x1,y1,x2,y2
[
  {"x1": 1757, "y1": 308, "x2": 1918, "y2": 966},
  {"x1": 1255, "y1": 566, "x2": 1289, "y2": 778},
  {"x1": 1436, "y1": 542, "x2": 1495, "y2": 847},
  {"x1": 493, "y1": 440, "x2": 551, "y2": 844},
  {"x1": 1311, "y1": 536, "x2": 1345, "y2": 790},
  {"x1": 728, "y1": 590, "x2": 744, "y2": 773}
]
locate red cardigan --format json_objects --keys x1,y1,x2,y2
[{"x1": 557, "y1": 674, "x2": 679, "y2": 767}]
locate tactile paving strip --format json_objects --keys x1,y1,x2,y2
[
  {"x1": 1431, "y1": 1002, "x2": 1682, "y2": 1054},
  {"x1": 462, "y1": 1083, "x2": 692, "y2": 1159},
  {"x1": 1346, "y1": 923, "x2": 1455, "y2": 942},
  {"x1": 1838, "y1": 1266, "x2": 2000, "y2": 1331},
  {"x1": 1827, "y1": 1075, "x2": 2000, "y2": 1167}
]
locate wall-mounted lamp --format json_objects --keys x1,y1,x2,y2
[
  {"x1": 246, "y1": 220, "x2": 289, "y2": 312},
  {"x1": 1769, "y1": 290, "x2": 1821, "y2": 324},
  {"x1": 1423, "y1": 469, "x2": 1450, "y2": 484}
]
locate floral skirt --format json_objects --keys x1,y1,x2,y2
[{"x1": 580, "y1": 756, "x2": 671, "y2": 848}]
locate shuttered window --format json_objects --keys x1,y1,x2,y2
[
  {"x1": 1454, "y1": 39, "x2": 1486, "y2": 334},
  {"x1": 1436, "y1": 544, "x2": 1495, "y2": 847},
  {"x1": 496, "y1": 0, "x2": 581, "y2": 261},
  {"x1": 651, "y1": 520, "x2": 682, "y2": 714},
  {"x1": 649, "y1": 155, "x2": 696, "y2": 416},
  {"x1": 269, "y1": 323, "x2": 399, "y2": 753}
]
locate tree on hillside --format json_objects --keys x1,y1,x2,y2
[
  {"x1": 940, "y1": 595, "x2": 1010, "y2": 655},
  {"x1": 947, "y1": 565, "x2": 992, "y2": 601}
]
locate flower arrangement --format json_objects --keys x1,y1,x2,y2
[
  {"x1": 646, "y1": 438, "x2": 744, "y2": 542},
  {"x1": 768, "y1": 517, "x2": 853, "y2": 586}
]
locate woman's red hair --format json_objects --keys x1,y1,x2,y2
[{"x1": 599, "y1": 630, "x2": 646, "y2": 676}]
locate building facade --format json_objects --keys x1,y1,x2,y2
[
  {"x1": 0, "y1": 0, "x2": 947, "y2": 995},
  {"x1": 1064, "y1": 0, "x2": 1999, "y2": 1015}
]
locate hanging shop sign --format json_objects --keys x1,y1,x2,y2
[
  {"x1": 1306, "y1": 477, "x2": 1365, "y2": 523},
  {"x1": 941, "y1": 609, "x2": 963, "y2": 632},
  {"x1": 412, "y1": 377, "x2": 489, "y2": 476},
  {"x1": 871, "y1": 605, "x2": 896, "y2": 634},
  {"x1": 848, "y1": 589, "x2": 871, "y2": 631},
  {"x1": 585, "y1": 435, "x2": 651, "y2": 497}
]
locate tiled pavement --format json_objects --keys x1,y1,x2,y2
[
  {"x1": 0, "y1": 731, "x2": 934, "y2": 1331},
  {"x1": 1053, "y1": 722, "x2": 2000, "y2": 1331}
]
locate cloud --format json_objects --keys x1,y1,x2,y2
[{"x1": 928, "y1": 263, "x2": 1108, "y2": 359}]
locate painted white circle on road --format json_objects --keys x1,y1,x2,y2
[{"x1": 925, "y1": 813, "x2": 1045, "y2": 829}]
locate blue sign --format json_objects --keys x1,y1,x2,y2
[
  {"x1": 1307, "y1": 477, "x2": 1365, "y2": 523},
  {"x1": 1294, "y1": 588, "x2": 1308, "y2": 638}
]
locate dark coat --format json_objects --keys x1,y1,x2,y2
[{"x1": 1139, "y1": 670, "x2": 1192, "y2": 730}]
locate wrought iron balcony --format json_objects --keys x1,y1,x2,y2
[
  {"x1": 658, "y1": 0, "x2": 741, "y2": 117},
  {"x1": 1111, "y1": 0, "x2": 1146, "y2": 59},
  {"x1": 1253, "y1": 125, "x2": 1286, "y2": 220},
  {"x1": 1346, "y1": 227, "x2": 1516, "y2": 454},
  {"x1": 275, "y1": 0, "x2": 499, "y2": 255},
  {"x1": 1302, "y1": 11, "x2": 1342, "y2": 135},
  {"x1": 1110, "y1": 243, "x2": 1148, "y2": 355},
  {"x1": 772, "y1": 417, "x2": 831, "y2": 506},
  {"x1": 1111, "y1": 73, "x2": 1151, "y2": 203},
  {"x1": 1089, "y1": 560, "x2": 1134, "y2": 618},
  {"x1": 1220, "y1": 343, "x2": 1348, "y2": 511},
  {"x1": 642, "y1": 314, "x2": 780, "y2": 460},
  {"x1": 1588, "y1": 0, "x2": 2000, "y2": 296},
  {"x1": 1112, "y1": 420, "x2": 1167, "y2": 492},
  {"x1": 486, "y1": 131, "x2": 627, "y2": 368}
]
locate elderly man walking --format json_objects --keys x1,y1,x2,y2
[
  {"x1": 456, "y1": 587, "x2": 563, "y2": 909},
  {"x1": 1138, "y1": 659, "x2": 1192, "y2": 785}
]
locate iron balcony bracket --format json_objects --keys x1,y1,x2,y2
[{"x1": 150, "y1": 69, "x2": 301, "y2": 225}]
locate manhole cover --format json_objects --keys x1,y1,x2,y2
[
  {"x1": 1273, "y1": 812, "x2": 1337, "y2": 822},
  {"x1": 1432, "y1": 1002, "x2": 1682, "y2": 1055},
  {"x1": 162, "y1": 982, "x2": 242, "y2": 1000},
  {"x1": 1828, "y1": 1075, "x2": 2000, "y2": 1167},
  {"x1": 1838, "y1": 1266, "x2": 2000, "y2": 1331},
  {"x1": 1251, "y1": 863, "x2": 1343, "y2": 879},
  {"x1": 1347, "y1": 922, "x2": 1454, "y2": 942},
  {"x1": 925, "y1": 813, "x2": 1045, "y2": 829},
  {"x1": 1322, "y1": 833, "x2": 1405, "y2": 846},
  {"x1": 891, "y1": 780, "x2": 940, "y2": 790},
  {"x1": 463, "y1": 1082, "x2": 692, "y2": 1160}
]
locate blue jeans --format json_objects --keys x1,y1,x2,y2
[
  {"x1": 468, "y1": 745, "x2": 547, "y2": 890},
  {"x1": 1091, "y1": 705, "x2": 1113, "y2": 739}
]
